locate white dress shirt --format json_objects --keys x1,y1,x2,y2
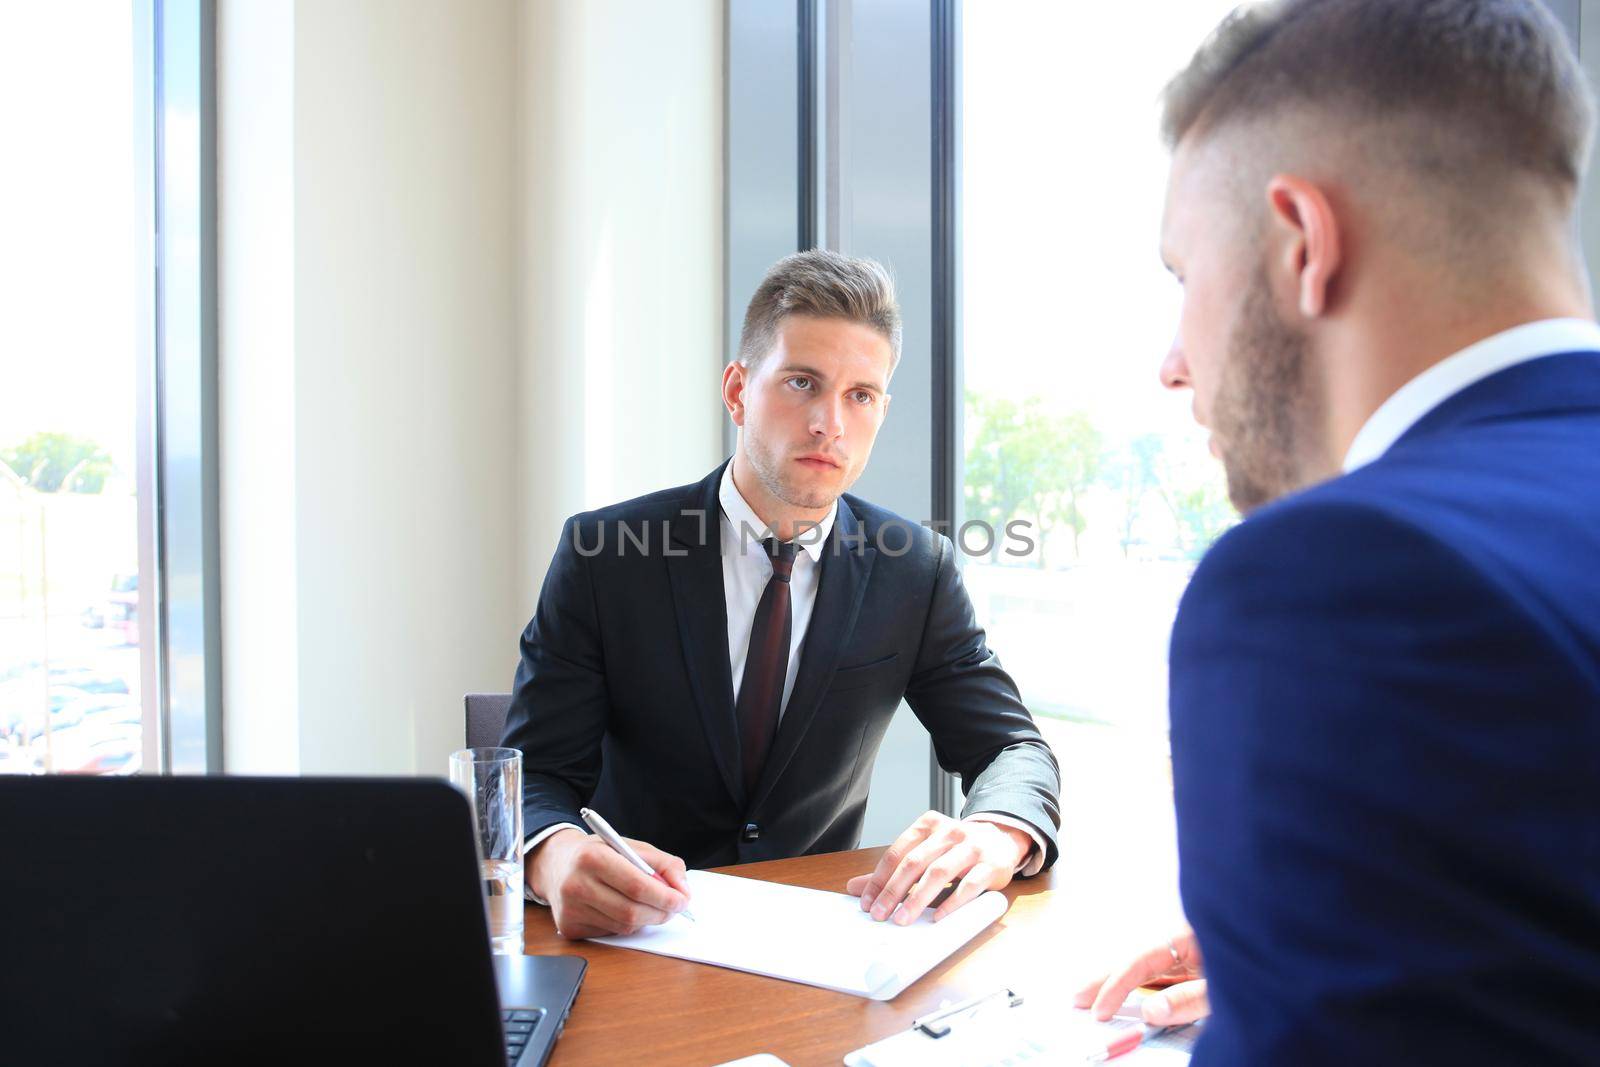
[
  {"x1": 524, "y1": 461, "x2": 1044, "y2": 901},
  {"x1": 1342, "y1": 318, "x2": 1600, "y2": 472},
  {"x1": 718, "y1": 460, "x2": 835, "y2": 715}
]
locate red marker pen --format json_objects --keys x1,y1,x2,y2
[{"x1": 1086, "y1": 1024, "x2": 1171, "y2": 1062}]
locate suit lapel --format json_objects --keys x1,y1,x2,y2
[
  {"x1": 666, "y1": 464, "x2": 745, "y2": 808},
  {"x1": 750, "y1": 501, "x2": 877, "y2": 812}
]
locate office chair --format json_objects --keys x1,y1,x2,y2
[{"x1": 464, "y1": 692, "x2": 515, "y2": 749}]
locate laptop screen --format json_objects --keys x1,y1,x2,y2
[{"x1": 1, "y1": 776, "x2": 511, "y2": 1065}]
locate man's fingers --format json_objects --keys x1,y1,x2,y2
[
  {"x1": 574, "y1": 875, "x2": 673, "y2": 932},
  {"x1": 1169, "y1": 928, "x2": 1203, "y2": 971},
  {"x1": 1090, "y1": 943, "x2": 1189, "y2": 1020},
  {"x1": 870, "y1": 842, "x2": 942, "y2": 921},
  {"x1": 846, "y1": 873, "x2": 874, "y2": 898},
  {"x1": 629, "y1": 838, "x2": 692, "y2": 899},
  {"x1": 1142, "y1": 979, "x2": 1210, "y2": 1026},
  {"x1": 581, "y1": 844, "x2": 686, "y2": 915},
  {"x1": 862, "y1": 816, "x2": 940, "y2": 912},
  {"x1": 892, "y1": 844, "x2": 978, "y2": 925},
  {"x1": 556, "y1": 895, "x2": 667, "y2": 941},
  {"x1": 1075, "y1": 931, "x2": 1203, "y2": 1018},
  {"x1": 552, "y1": 900, "x2": 623, "y2": 941},
  {"x1": 871, "y1": 816, "x2": 966, "y2": 919},
  {"x1": 930, "y1": 862, "x2": 997, "y2": 923},
  {"x1": 1073, "y1": 973, "x2": 1110, "y2": 1009}
]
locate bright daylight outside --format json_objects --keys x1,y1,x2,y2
[
  {"x1": 960, "y1": 1, "x2": 1240, "y2": 926},
  {"x1": 1, "y1": 8, "x2": 143, "y2": 776}
]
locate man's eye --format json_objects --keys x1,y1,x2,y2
[
  {"x1": 852, "y1": 391, "x2": 875, "y2": 405},
  {"x1": 788, "y1": 377, "x2": 813, "y2": 391}
]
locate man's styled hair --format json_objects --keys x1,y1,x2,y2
[
  {"x1": 1162, "y1": 0, "x2": 1596, "y2": 194},
  {"x1": 737, "y1": 249, "x2": 903, "y2": 373}
]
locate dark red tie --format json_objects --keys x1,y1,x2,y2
[{"x1": 736, "y1": 538, "x2": 798, "y2": 796}]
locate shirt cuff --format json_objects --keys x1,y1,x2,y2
[
  {"x1": 964, "y1": 812, "x2": 1047, "y2": 877},
  {"x1": 520, "y1": 822, "x2": 585, "y2": 904}
]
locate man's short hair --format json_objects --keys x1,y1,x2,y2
[
  {"x1": 737, "y1": 249, "x2": 903, "y2": 374},
  {"x1": 1162, "y1": 0, "x2": 1595, "y2": 194}
]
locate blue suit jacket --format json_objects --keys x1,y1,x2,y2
[{"x1": 1170, "y1": 351, "x2": 1600, "y2": 1065}]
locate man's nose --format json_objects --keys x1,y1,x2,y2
[
  {"x1": 810, "y1": 395, "x2": 845, "y2": 438},
  {"x1": 1160, "y1": 337, "x2": 1191, "y2": 391}
]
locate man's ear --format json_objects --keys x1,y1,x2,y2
[
  {"x1": 722, "y1": 360, "x2": 748, "y2": 427},
  {"x1": 1265, "y1": 175, "x2": 1342, "y2": 319}
]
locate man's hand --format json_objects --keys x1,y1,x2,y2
[
  {"x1": 844, "y1": 811, "x2": 1031, "y2": 925},
  {"x1": 526, "y1": 828, "x2": 691, "y2": 940},
  {"x1": 1073, "y1": 928, "x2": 1208, "y2": 1026}
]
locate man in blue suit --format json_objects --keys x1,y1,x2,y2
[{"x1": 1076, "y1": 1, "x2": 1600, "y2": 1062}]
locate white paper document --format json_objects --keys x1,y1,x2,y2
[{"x1": 591, "y1": 869, "x2": 1010, "y2": 1000}]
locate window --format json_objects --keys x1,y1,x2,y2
[
  {"x1": 958, "y1": 1, "x2": 1241, "y2": 908},
  {"x1": 1, "y1": 6, "x2": 146, "y2": 775},
  {"x1": 1, "y1": 0, "x2": 218, "y2": 776},
  {"x1": 726, "y1": 2, "x2": 1239, "y2": 871},
  {"x1": 722, "y1": 0, "x2": 1592, "y2": 944}
]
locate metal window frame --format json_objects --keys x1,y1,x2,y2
[
  {"x1": 134, "y1": 0, "x2": 223, "y2": 775},
  {"x1": 726, "y1": 0, "x2": 963, "y2": 824},
  {"x1": 928, "y1": 0, "x2": 961, "y2": 818},
  {"x1": 134, "y1": 0, "x2": 163, "y2": 774},
  {"x1": 798, "y1": 0, "x2": 818, "y2": 251}
]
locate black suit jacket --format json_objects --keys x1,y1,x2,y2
[{"x1": 503, "y1": 462, "x2": 1061, "y2": 869}]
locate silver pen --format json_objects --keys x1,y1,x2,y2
[{"x1": 578, "y1": 807, "x2": 696, "y2": 922}]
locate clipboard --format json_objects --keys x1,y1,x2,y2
[
  {"x1": 842, "y1": 990, "x2": 1199, "y2": 1067},
  {"x1": 843, "y1": 988, "x2": 1035, "y2": 1067}
]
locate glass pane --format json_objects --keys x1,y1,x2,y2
[
  {"x1": 0, "y1": 7, "x2": 144, "y2": 775},
  {"x1": 960, "y1": 2, "x2": 1240, "y2": 930}
]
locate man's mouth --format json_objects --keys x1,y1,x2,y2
[{"x1": 796, "y1": 454, "x2": 842, "y2": 470}]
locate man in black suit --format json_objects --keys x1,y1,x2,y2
[{"x1": 504, "y1": 249, "x2": 1060, "y2": 939}]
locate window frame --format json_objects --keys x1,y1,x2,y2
[
  {"x1": 726, "y1": 0, "x2": 964, "y2": 829},
  {"x1": 134, "y1": 0, "x2": 223, "y2": 774}
]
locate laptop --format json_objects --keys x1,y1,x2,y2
[{"x1": 0, "y1": 775, "x2": 586, "y2": 1066}]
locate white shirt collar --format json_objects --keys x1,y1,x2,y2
[
  {"x1": 1342, "y1": 317, "x2": 1600, "y2": 472},
  {"x1": 717, "y1": 459, "x2": 838, "y2": 564}
]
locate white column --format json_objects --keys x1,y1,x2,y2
[
  {"x1": 217, "y1": 0, "x2": 299, "y2": 772},
  {"x1": 514, "y1": 0, "x2": 726, "y2": 611},
  {"x1": 218, "y1": 0, "x2": 723, "y2": 774},
  {"x1": 220, "y1": 0, "x2": 521, "y2": 774}
]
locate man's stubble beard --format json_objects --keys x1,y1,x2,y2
[
  {"x1": 743, "y1": 428, "x2": 848, "y2": 511},
  {"x1": 1212, "y1": 267, "x2": 1327, "y2": 514}
]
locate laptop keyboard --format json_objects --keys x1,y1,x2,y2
[{"x1": 502, "y1": 1009, "x2": 543, "y2": 1063}]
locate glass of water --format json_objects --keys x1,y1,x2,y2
[{"x1": 448, "y1": 746, "x2": 524, "y2": 954}]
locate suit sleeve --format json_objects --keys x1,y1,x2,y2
[
  {"x1": 902, "y1": 534, "x2": 1063, "y2": 870},
  {"x1": 1171, "y1": 500, "x2": 1588, "y2": 1065},
  {"x1": 501, "y1": 516, "x2": 611, "y2": 844}
]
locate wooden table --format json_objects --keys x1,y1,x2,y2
[{"x1": 522, "y1": 846, "x2": 1072, "y2": 1067}]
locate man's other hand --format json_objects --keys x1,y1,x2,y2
[
  {"x1": 844, "y1": 810, "x2": 1030, "y2": 925},
  {"x1": 526, "y1": 828, "x2": 691, "y2": 940},
  {"x1": 1073, "y1": 928, "x2": 1208, "y2": 1026}
]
